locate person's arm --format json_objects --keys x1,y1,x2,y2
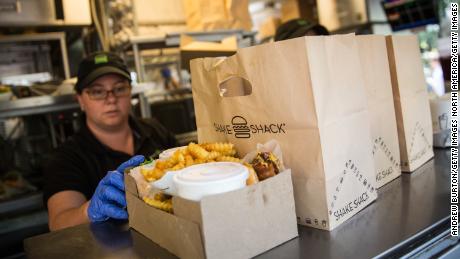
[
  {"x1": 45, "y1": 155, "x2": 145, "y2": 231},
  {"x1": 47, "y1": 191, "x2": 89, "y2": 231}
]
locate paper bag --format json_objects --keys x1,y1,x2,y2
[
  {"x1": 182, "y1": 0, "x2": 252, "y2": 31},
  {"x1": 386, "y1": 35, "x2": 434, "y2": 172},
  {"x1": 356, "y1": 35, "x2": 402, "y2": 188},
  {"x1": 190, "y1": 35, "x2": 378, "y2": 231}
]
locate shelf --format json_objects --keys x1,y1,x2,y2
[
  {"x1": 0, "y1": 21, "x2": 91, "y2": 27},
  {"x1": 0, "y1": 32, "x2": 65, "y2": 43},
  {"x1": 127, "y1": 30, "x2": 256, "y2": 83},
  {"x1": 127, "y1": 30, "x2": 257, "y2": 51},
  {"x1": 0, "y1": 95, "x2": 79, "y2": 119}
]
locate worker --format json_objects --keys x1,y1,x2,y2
[{"x1": 44, "y1": 52, "x2": 177, "y2": 231}]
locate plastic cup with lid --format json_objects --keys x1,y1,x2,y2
[{"x1": 172, "y1": 162, "x2": 249, "y2": 201}]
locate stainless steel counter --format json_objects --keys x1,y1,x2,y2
[{"x1": 24, "y1": 149, "x2": 453, "y2": 259}]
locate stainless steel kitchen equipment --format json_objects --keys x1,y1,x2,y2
[{"x1": 0, "y1": 32, "x2": 71, "y2": 81}]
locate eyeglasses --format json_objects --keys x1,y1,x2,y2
[{"x1": 84, "y1": 85, "x2": 132, "y2": 100}]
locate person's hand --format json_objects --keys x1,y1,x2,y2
[{"x1": 87, "y1": 155, "x2": 145, "y2": 222}]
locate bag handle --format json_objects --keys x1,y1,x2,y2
[
  {"x1": 207, "y1": 54, "x2": 255, "y2": 98},
  {"x1": 193, "y1": 53, "x2": 254, "y2": 99},
  {"x1": 218, "y1": 76, "x2": 252, "y2": 97}
]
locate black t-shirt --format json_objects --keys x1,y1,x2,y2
[{"x1": 43, "y1": 116, "x2": 177, "y2": 205}]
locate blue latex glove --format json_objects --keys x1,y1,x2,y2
[{"x1": 87, "y1": 155, "x2": 145, "y2": 222}]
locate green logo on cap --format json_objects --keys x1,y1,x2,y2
[
  {"x1": 94, "y1": 54, "x2": 109, "y2": 64},
  {"x1": 297, "y1": 20, "x2": 308, "y2": 26}
]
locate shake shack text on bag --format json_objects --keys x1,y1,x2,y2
[
  {"x1": 191, "y1": 35, "x2": 378, "y2": 231},
  {"x1": 213, "y1": 115, "x2": 287, "y2": 138}
]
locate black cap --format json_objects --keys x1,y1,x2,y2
[
  {"x1": 75, "y1": 52, "x2": 131, "y2": 93},
  {"x1": 274, "y1": 19, "x2": 330, "y2": 42}
]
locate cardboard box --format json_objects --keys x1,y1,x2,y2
[
  {"x1": 385, "y1": 35, "x2": 434, "y2": 172},
  {"x1": 180, "y1": 35, "x2": 237, "y2": 71},
  {"x1": 125, "y1": 167, "x2": 298, "y2": 259}
]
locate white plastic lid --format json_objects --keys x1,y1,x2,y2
[
  {"x1": 173, "y1": 162, "x2": 248, "y2": 186},
  {"x1": 173, "y1": 162, "x2": 249, "y2": 200}
]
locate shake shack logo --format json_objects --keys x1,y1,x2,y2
[
  {"x1": 231, "y1": 116, "x2": 251, "y2": 138},
  {"x1": 213, "y1": 115, "x2": 287, "y2": 138}
]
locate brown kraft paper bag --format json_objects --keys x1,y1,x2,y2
[
  {"x1": 182, "y1": 0, "x2": 252, "y2": 31},
  {"x1": 357, "y1": 35, "x2": 402, "y2": 188},
  {"x1": 386, "y1": 35, "x2": 434, "y2": 172},
  {"x1": 190, "y1": 35, "x2": 377, "y2": 231}
]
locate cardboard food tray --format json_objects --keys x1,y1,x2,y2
[{"x1": 125, "y1": 167, "x2": 298, "y2": 259}]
